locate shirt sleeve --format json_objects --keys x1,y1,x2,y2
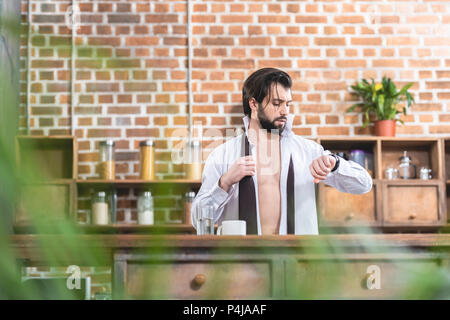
[
  {"x1": 316, "y1": 144, "x2": 373, "y2": 194},
  {"x1": 190, "y1": 148, "x2": 237, "y2": 230}
]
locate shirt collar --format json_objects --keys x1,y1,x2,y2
[{"x1": 242, "y1": 114, "x2": 294, "y2": 139}]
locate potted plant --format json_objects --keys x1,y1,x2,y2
[{"x1": 346, "y1": 76, "x2": 415, "y2": 136}]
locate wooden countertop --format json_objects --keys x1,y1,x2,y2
[
  {"x1": 11, "y1": 233, "x2": 450, "y2": 266},
  {"x1": 11, "y1": 233, "x2": 450, "y2": 249}
]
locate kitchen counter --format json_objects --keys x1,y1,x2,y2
[{"x1": 11, "y1": 234, "x2": 450, "y2": 299}]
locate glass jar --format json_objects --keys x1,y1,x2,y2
[
  {"x1": 349, "y1": 150, "x2": 366, "y2": 167},
  {"x1": 139, "y1": 140, "x2": 155, "y2": 180},
  {"x1": 195, "y1": 201, "x2": 214, "y2": 235},
  {"x1": 184, "y1": 141, "x2": 202, "y2": 180},
  {"x1": 99, "y1": 140, "x2": 115, "y2": 180},
  {"x1": 183, "y1": 191, "x2": 196, "y2": 224},
  {"x1": 385, "y1": 167, "x2": 399, "y2": 180},
  {"x1": 399, "y1": 151, "x2": 416, "y2": 179},
  {"x1": 137, "y1": 191, "x2": 154, "y2": 225},
  {"x1": 92, "y1": 191, "x2": 110, "y2": 225}
]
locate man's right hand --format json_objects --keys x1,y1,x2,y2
[{"x1": 219, "y1": 156, "x2": 256, "y2": 192}]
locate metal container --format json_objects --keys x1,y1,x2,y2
[
  {"x1": 398, "y1": 151, "x2": 416, "y2": 179},
  {"x1": 419, "y1": 167, "x2": 432, "y2": 180}
]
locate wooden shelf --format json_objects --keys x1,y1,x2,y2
[
  {"x1": 16, "y1": 135, "x2": 77, "y2": 181},
  {"x1": 76, "y1": 179, "x2": 202, "y2": 186},
  {"x1": 14, "y1": 223, "x2": 196, "y2": 235},
  {"x1": 318, "y1": 137, "x2": 446, "y2": 230},
  {"x1": 381, "y1": 179, "x2": 442, "y2": 185},
  {"x1": 77, "y1": 223, "x2": 196, "y2": 234}
]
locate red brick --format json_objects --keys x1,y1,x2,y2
[
  {"x1": 317, "y1": 127, "x2": 350, "y2": 136},
  {"x1": 222, "y1": 59, "x2": 254, "y2": 69},
  {"x1": 87, "y1": 129, "x2": 121, "y2": 138},
  {"x1": 276, "y1": 37, "x2": 309, "y2": 46},
  {"x1": 126, "y1": 37, "x2": 159, "y2": 46},
  {"x1": 315, "y1": 38, "x2": 346, "y2": 46},
  {"x1": 126, "y1": 129, "x2": 159, "y2": 137}
]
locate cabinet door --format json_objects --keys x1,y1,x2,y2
[
  {"x1": 383, "y1": 184, "x2": 443, "y2": 224},
  {"x1": 318, "y1": 184, "x2": 377, "y2": 225},
  {"x1": 288, "y1": 256, "x2": 442, "y2": 299},
  {"x1": 124, "y1": 260, "x2": 272, "y2": 299}
]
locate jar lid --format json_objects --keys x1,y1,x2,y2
[
  {"x1": 140, "y1": 191, "x2": 152, "y2": 197},
  {"x1": 140, "y1": 140, "x2": 155, "y2": 147},
  {"x1": 96, "y1": 191, "x2": 106, "y2": 197},
  {"x1": 185, "y1": 191, "x2": 196, "y2": 198},
  {"x1": 100, "y1": 140, "x2": 115, "y2": 147},
  {"x1": 350, "y1": 149, "x2": 365, "y2": 154}
]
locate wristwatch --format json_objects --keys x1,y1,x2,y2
[{"x1": 329, "y1": 153, "x2": 340, "y2": 172}]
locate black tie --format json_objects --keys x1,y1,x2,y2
[{"x1": 238, "y1": 134, "x2": 296, "y2": 235}]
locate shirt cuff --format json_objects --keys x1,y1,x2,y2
[
  {"x1": 210, "y1": 181, "x2": 236, "y2": 207},
  {"x1": 327, "y1": 157, "x2": 355, "y2": 177}
]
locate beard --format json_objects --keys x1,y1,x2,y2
[{"x1": 257, "y1": 107, "x2": 287, "y2": 135}]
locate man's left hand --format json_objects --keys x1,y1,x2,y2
[{"x1": 309, "y1": 155, "x2": 336, "y2": 184}]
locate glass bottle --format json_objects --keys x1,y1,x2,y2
[
  {"x1": 92, "y1": 191, "x2": 110, "y2": 225},
  {"x1": 137, "y1": 191, "x2": 154, "y2": 225},
  {"x1": 183, "y1": 191, "x2": 196, "y2": 224},
  {"x1": 195, "y1": 201, "x2": 214, "y2": 235},
  {"x1": 99, "y1": 140, "x2": 115, "y2": 180},
  {"x1": 184, "y1": 141, "x2": 202, "y2": 180},
  {"x1": 139, "y1": 140, "x2": 155, "y2": 180}
]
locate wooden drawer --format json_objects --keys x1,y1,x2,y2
[
  {"x1": 318, "y1": 185, "x2": 377, "y2": 225},
  {"x1": 383, "y1": 184, "x2": 443, "y2": 224},
  {"x1": 289, "y1": 256, "x2": 442, "y2": 299},
  {"x1": 124, "y1": 260, "x2": 272, "y2": 299}
]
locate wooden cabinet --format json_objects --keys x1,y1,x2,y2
[
  {"x1": 11, "y1": 234, "x2": 450, "y2": 299},
  {"x1": 318, "y1": 184, "x2": 378, "y2": 225},
  {"x1": 114, "y1": 251, "x2": 281, "y2": 299},
  {"x1": 14, "y1": 136, "x2": 450, "y2": 233},
  {"x1": 124, "y1": 259, "x2": 272, "y2": 299},
  {"x1": 383, "y1": 181, "x2": 445, "y2": 225},
  {"x1": 289, "y1": 254, "x2": 442, "y2": 299},
  {"x1": 106, "y1": 235, "x2": 450, "y2": 300},
  {"x1": 14, "y1": 136, "x2": 77, "y2": 229},
  {"x1": 317, "y1": 137, "x2": 446, "y2": 231},
  {"x1": 14, "y1": 135, "x2": 201, "y2": 234}
]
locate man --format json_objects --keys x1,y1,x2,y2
[{"x1": 191, "y1": 68, "x2": 372, "y2": 235}]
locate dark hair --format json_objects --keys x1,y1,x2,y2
[{"x1": 242, "y1": 68, "x2": 292, "y2": 117}]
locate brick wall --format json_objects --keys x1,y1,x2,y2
[
  {"x1": 19, "y1": 0, "x2": 450, "y2": 223},
  {"x1": 17, "y1": 0, "x2": 450, "y2": 299}
]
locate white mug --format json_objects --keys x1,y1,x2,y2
[{"x1": 217, "y1": 220, "x2": 246, "y2": 236}]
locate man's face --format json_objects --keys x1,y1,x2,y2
[{"x1": 255, "y1": 83, "x2": 292, "y2": 134}]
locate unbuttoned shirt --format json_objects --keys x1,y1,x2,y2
[{"x1": 191, "y1": 114, "x2": 373, "y2": 235}]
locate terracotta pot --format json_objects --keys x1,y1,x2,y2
[{"x1": 374, "y1": 120, "x2": 396, "y2": 137}]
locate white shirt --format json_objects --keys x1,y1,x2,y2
[{"x1": 191, "y1": 114, "x2": 373, "y2": 235}]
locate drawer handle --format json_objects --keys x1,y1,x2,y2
[
  {"x1": 193, "y1": 274, "x2": 206, "y2": 287},
  {"x1": 409, "y1": 213, "x2": 417, "y2": 220},
  {"x1": 345, "y1": 213, "x2": 354, "y2": 221}
]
